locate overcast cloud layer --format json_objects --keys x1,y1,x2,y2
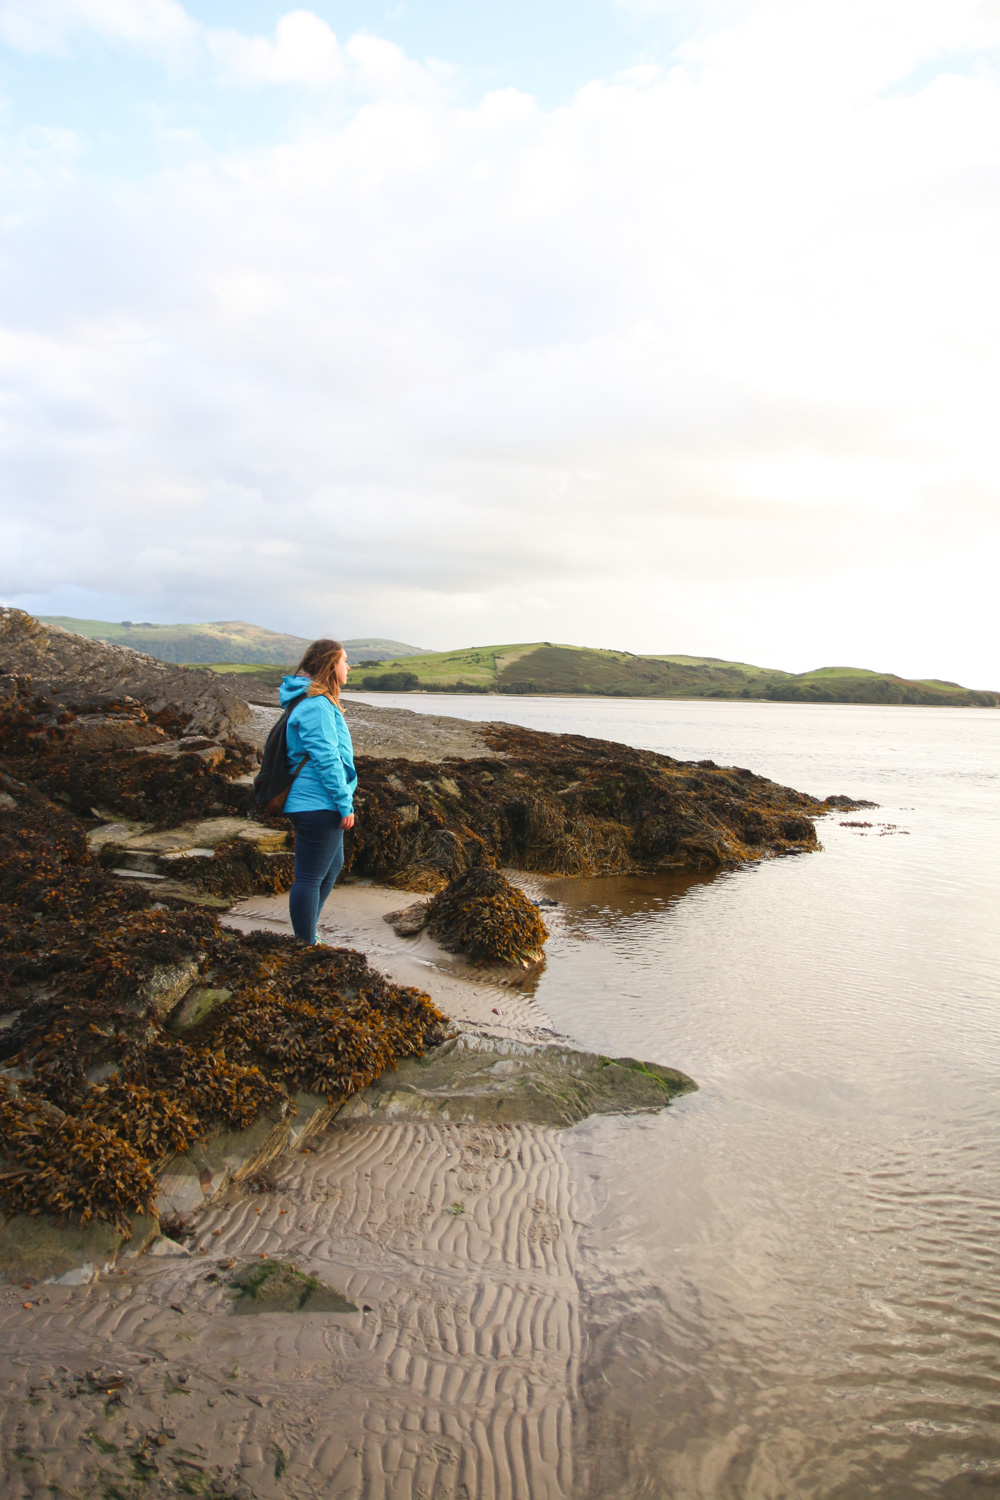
[{"x1": 1, "y1": 0, "x2": 999, "y2": 683}]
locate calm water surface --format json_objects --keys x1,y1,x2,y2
[{"x1": 349, "y1": 694, "x2": 1000, "y2": 1498}]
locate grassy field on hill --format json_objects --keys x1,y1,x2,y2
[
  {"x1": 34, "y1": 619, "x2": 996, "y2": 705},
  {"x1": 353, "y1": 642, "x2": 999, "y2": 707},
  {"x1": 39, "y1": 618, "x2": 423, "y2": 666}
]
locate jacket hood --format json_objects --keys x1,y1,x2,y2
[{"x1": 279, "y1": 674, "x2": 311, "y2": 706}]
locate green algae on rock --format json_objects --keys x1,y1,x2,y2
[
  {"x1": 228, "y1": 1258, "x2": 358, "y2": 1315},
  {"x1": 0, "y1": 1207, "x2": 159, "y2": 1286},
  {"x1": 338, "y1": 1031, "x2": 697, "y2": 1129}
]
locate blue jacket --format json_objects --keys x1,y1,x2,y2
[{"x1": 278, "y1": 675, "x2": 357, "y2": 816}]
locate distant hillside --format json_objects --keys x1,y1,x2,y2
[
  {"x1": 38, "y1": 618, "x2": 424, "y2": 666},
  {"x1": 342, "y1": 637, "x2": 427, "y2": 663},
  {"x1": 352, "y1": 642, "x2": 999, "y2": 707}
]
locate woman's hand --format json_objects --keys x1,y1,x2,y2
[{"x1": 341, "y1": 812, "x2": 356, "y2": 830}]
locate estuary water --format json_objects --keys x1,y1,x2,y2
[{"x1": 347, "y1": 693, "x2": 1000, "y2": 1498}]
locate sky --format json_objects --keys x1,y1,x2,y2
[{"x1": 1, "y1": 1, "x2": 999, "y2": 684}]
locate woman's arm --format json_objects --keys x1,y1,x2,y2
[{"x1": 293, "y1": 699, "x2": 354, "y2": 815}]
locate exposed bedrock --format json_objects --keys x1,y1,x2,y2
[
  {"x1": 0, "y1": 607, "x2": 251, "y2": 741},
  {"x1": 340, "y1": 1030, "x2": 696, "y2": 1128}
]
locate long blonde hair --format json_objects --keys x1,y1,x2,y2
[{"x1": 294, "y1": 638, "x2": 345, "y2": 706}]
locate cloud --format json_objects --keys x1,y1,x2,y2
[
  {"x1": 1, "y1": 0, "x2": 1000, "y2": 681},
  {"x1": 207, "y1": 10, "x2": 343, "y2": 89},
  {"x1": 0, "y1": 0, "x2": 197, "y2": 56}
]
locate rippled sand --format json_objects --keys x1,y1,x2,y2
[{"x1": 0, "y1": 1111, "x2": 585, "y2": 1499}]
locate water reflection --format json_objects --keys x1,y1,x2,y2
[{"x1": 541, "y1": 869, "x2": 718, "y2": 929}]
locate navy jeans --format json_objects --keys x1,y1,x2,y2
[{"x1": 287, "y1": 810, "x2": 345, "y2": 944}]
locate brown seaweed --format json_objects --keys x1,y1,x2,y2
[
  {"x1": 426, "y1": 868, "x2": 548, "y2": 966},
  {"x1": 342, "y1": 724, "x2": 826, "y2": 892}
]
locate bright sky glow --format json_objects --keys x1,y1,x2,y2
[{"x1": 1, "y1": 0, "x2": 999, "y2": 684}]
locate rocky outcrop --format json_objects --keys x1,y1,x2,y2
[
  {"x1": 0, "y1": 613, "x2": 858, "y2": 1273},
  {"x1": 2, "y1": 611, "x2": 854, "y2": 896},
  {"x1": 345, "y1": 725, "x2": 843, "y2": 891},
  {"x1": 0, "y1": 608, "x2": 252, "y2": 740},
  {"x1": 339, "y1": 1030, "x2": 696, "y2": 1128}
]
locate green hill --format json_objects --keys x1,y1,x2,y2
[
  {"x1": 352, "y1": 642, "x2": 999, "y2": 707},
  {"x1": 35, "y1": 620, "x2": 997, "y2": 705},
  {"x1": 38, "y1": 618, "x2": 423, "y2": 666}
]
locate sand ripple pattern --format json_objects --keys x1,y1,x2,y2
[{"x1": 0, "y1": 1120, "x2": 579, "y2": 1500}]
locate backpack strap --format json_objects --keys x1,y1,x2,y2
[{"x1": 284, "y1": 691, "x2": 310, "y2": 780}]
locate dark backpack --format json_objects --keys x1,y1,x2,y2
[{"x1": 252, "y1": 693, "x2": 310, "y2": 814}]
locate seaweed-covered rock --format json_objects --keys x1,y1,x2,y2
[
  {"x1": 426, "y1": 868, "x2": 548, "y2": 966},
  {"x1": 342, "y1": 723, "x2": 840, "y2": 892},
  {"x1": 0, "y1": 1081, "x2": 160, "y2": 1231},
  {"x1": 0, "y1": 674, "x2": 256, "y2": 825},
  {"x1": 2, "y1": 611, "x2": 847, "y2": 901}
]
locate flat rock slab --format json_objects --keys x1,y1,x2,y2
[
  {"x1": 340, "y1": 1029, "x2": 697, "y2": 1128},
  {"x1": 125, "y1": 816, "x2": 288, "y2": 854},
  {"x1": 238, "y1": 697, "x2": 501, "y2": 762},
  {"x1": 86, "y1": 818, "x2": 151, "y2": 849},
  {"x1": 343, "y1": 697, "x2": 501, "y2": 762},
  {"x1": 109, "y1": 872, "x2": 231, "y2": 907}
]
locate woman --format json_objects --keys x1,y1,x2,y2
[{"x1": 279, "y1": 639, "x2": 357, "y2": 944}]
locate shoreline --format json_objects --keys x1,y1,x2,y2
[
  {"x1": 1, "y1": 656, "x2": 831, "y2": 1282},
  {"x1": 1, "y1": 1116, "x2": 587, "y2": 1500}
]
